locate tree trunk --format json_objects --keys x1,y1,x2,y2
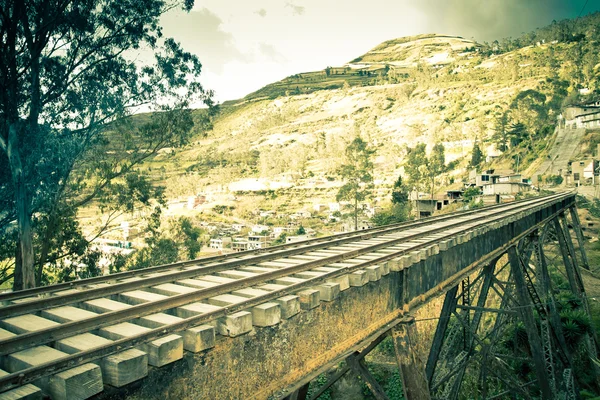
[
  {"x1": 8, "y1": 124, "x2": 35, "y2": 290},
  {"x1": 354, "y1": 197, "x2": 358, "y2": 231}
]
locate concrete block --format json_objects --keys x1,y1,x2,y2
[
  {"x1": 388, "y1": 258, "x2": 401, "y2": 272},
  {"x1": 137, "y1": 313, "x2": 183, "y2": 329},
  {"x1": 81, "y1": 298, "x2": 131, "y2": 313},
  {"x1": 400, "y1": 255, "x2": 413, "y2": 268},
  {"x1": 0, "y1": 383, "x2": 42, "y2": 400},
  {"x1": 0, "y1": 314, "x2": 59, "y2": 334},
  {"x1": 98, "y1": 323, "x2": 182, "y2": 367},
  {"x1": 257, "y1": 283, "x2": 288, "y2": 291},
  {"x1": 55, "y1": 333, "x2": 148, "y2": 388},
  {"x1": 316, "y1": 282, "x2": 340, "y2": 302},
  {"x1": 217, "y1": 270, "x2": 257, "y2": 279},
  {"x1": 208, "y1": 294, "x2": 248, "y2": 307},
  {"x1": 381, "y1": 262, "x2": 390, "y2": 275},
  {"x1": 328, "y1": 275, "x2": 350, "y2": 291},
  {"x1": 176, "y1": 278, "x2": 219, "y2": 289},
  {"x1": 41, "y1": 306, "x2": 98, "y2": 323},
  {"x1": 150, "y1": 283, "x2": 196, "y2": 296},
  {"x1": 365, "y1": 265, "x2": 382, "y2": 281},
  {"x1": 297, "y1": 289, "x2": 320, "y2": 310},
  {"x1": 183, "y1": 325, "x2": 215, "y2": 352},
  {"x1": 349, "y1": 270, "x2": 369, "y2": 287},
  {"x1": 49, "y1": 363, "x2": 103, "y2": 400},
  {"x1": 294, "y1": 271, "x2": 325, "y2": 280},
  {"x1": 0, "y1": 328, "x2": 15, "y2": 340},
  {"x1": 176, "y1": 302, "x2": 222, "y2": 319},
  {"x1": 147, "y1": 335, "x2": 184, "y2": 367},
  {"x1": 232, "y1": 288, "x2": 271, "y2": 298},
  {"x1": 251, "y1": 303, "x2": 281, "y2": 327},
  {"x1": 5, "y1": 346, "x2": 102, "y2": 400},
  {"x1": 198, "y1": 275, "x2": 235, "y2": 284},
  {"x1": 216, "y1": 311, "x2": 253, "y2": 337},
  {"x1": 274, "y1": 276, "x2": 305, "y2": 285},
  {"x1": 409, "y1": 251, "x2": 421, "y2": 264},
  {"x1": 118, "y1": 290, "x2": 168, "y2": 305},
  {"x1": 275, "y1": 296, "x2": 300, "y2": 319},
  {"x1": 136, "y1": 313, "x2": 214, "y2": 353},
  {"x1": 101, "y1": 349, "x2": 148, "y2": 387}
]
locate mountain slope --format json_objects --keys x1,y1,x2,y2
[{"x1": 146, "y1": 14, "x2": 600, "y2": 206}]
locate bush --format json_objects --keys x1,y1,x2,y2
[{"x1": 545, "y1": 175, "x2": 563, "y2": 185}]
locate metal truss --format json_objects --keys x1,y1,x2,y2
[{"x1": 424, "y1": 206, "x2": 598, "y2": 400}]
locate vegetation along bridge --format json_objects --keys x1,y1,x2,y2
[{"x1": 0, "y1": 192, "x2": 597, "y2": 399}]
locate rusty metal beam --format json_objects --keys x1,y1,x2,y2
[
  {"x1": 508, "y1": 246, "x2": 554, "y2": 399},
  {"x1": 392, "y1": 318, "x2": 431, "y2": 400}
]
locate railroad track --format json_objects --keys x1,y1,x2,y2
[{"x1": 0, "y1": 192, "x2": 571, "y2": 399}]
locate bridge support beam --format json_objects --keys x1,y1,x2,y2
[
  {"x1": 392, "y1": 318, "x2": 431, "y2": 400},
  {"x1": 508, "y1": 246, "x2": 554, "y2": 399}
]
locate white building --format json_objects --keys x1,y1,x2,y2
[
  {"x1": 286, "y1": 235, "x2": 310, "y2": 243},
  {"x1": 209, "y1": 237, "x2": 232, "y2": 250},
  {"x1": 231, "y1": 224, "x2": 245, "y2": 232},
  {"x1": 247, "y1": 235, "x2": 269, "y2": 249},
  {"x1": 329, "y1": 203, "x2": 341, "y2": 212},
  {"x1": 251, "y1": 224, "x2": 270, "y2": 234}
]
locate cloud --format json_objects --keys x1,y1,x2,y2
[
  {"x1": 286, "y1": 2, "x2": 305, "y2": 16},
  {"x1": 411, "y1": 0, "x2": 591, "y2": 42},
  {"x1": 259, "y1": 43, "x2": 287, "y2": 63},
  {"x1": 160, "y1": 8, "x2": 249, "y2": 74},
  {"x1": 255, "y1": 8, "x2": 267, "y2": 17}
]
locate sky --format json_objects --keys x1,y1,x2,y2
[{"x1": 156, "y1": 0, "x2": 600, "y2": 102}]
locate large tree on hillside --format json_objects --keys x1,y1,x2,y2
[
  {"x1": 428, "y1": 143, "x2": 445, "y2": 199},
  {"x1": 0, "y1": 0, "x2": 213, "y2": 290},
  {"x1": 336, "y1": 137, "x2": 375, "y2": 231}
]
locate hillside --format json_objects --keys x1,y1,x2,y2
[{"x1": 135, "y1": 13, "x2": 600, "y2": 219}]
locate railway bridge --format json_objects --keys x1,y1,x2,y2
[{"x1": 0, "y1": 192, "x2": 597, "y2": 399}]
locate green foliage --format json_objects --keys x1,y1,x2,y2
[
  {"x1": 462, "y1": 187, "x2": 481, "y2": 203},
  {"x1": 462, "y1": 187, "x2": 483, "y2": 209},
  {"x1": 577, "y1": 197, "x2": 600, "y2": 219},
  {"x1": 372, "y1": 204, "x2": 410, "y2": 226},
  {"x1": 545, "y1": 175, "x2": 564, "y2": 185},
  {"x1": 306, "y1": 373, "x2": 333, "y2": 400},
  {"x1": 272, "y1": 233, "x2": 287, "y2": 246},
  {"x1": 296, "y1": 225, "x2": 306, "y2": 235},
  {"x1": 560, "y1": 309, "x2": 593, "y2": 347},
  {"x1": 470, "y1": 142, "x2": 484, "y2": 168},
  {"x1": 404, "y1": 143, "x2": 428, "y2": 191},
  {"x1": 391, "y1": 176, "x2": 409, "y2": 205}
]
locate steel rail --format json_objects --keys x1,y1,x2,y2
[
  {"x1": 0, "y1": 193, "x2": 566, "y2": 318},
  {"x1": 0, "y1": 192, "x2": 574, "y2": 394},
  {"x1": 0, "y1": 192, "x2": 567, "y2": 304},
  {"x1": 0, "y1": 193, "x2": 566, "y2": 321}
]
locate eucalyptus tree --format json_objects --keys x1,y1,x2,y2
[
  {"x1": 0, "y1": 0, "x2": 213, "y2": 290},
  {"x1": 336, "y1": 136, "x2": 375, "y2": 231}
]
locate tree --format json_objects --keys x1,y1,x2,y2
[
  {"x1": 336, "y1": 137, "x2": 375, "y2": 231},
  {"x1": 372, "y1": 175, "x2": 411, "y2": 227},
  {"x1": 404, "y1": 143, "x2": 428, "y2": 218},
  {"x1": 391, "y1": 176, "x2": 409, "y2": 205},
  {"x1": 428, "y1": 143, "x2": 445, "y2": 199},
  {"x1": 470, "y1": 142, "x2": 484, "y2": 168},
  {"x1": 492, "y1": 112, "x2": 509, "y2": 152},
  {"x1": 296, "y1": 225, "x2": 306, "y2": 235},
  {"x1": 0, "y1": 0, "x2": 213, "y2": 290}
]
